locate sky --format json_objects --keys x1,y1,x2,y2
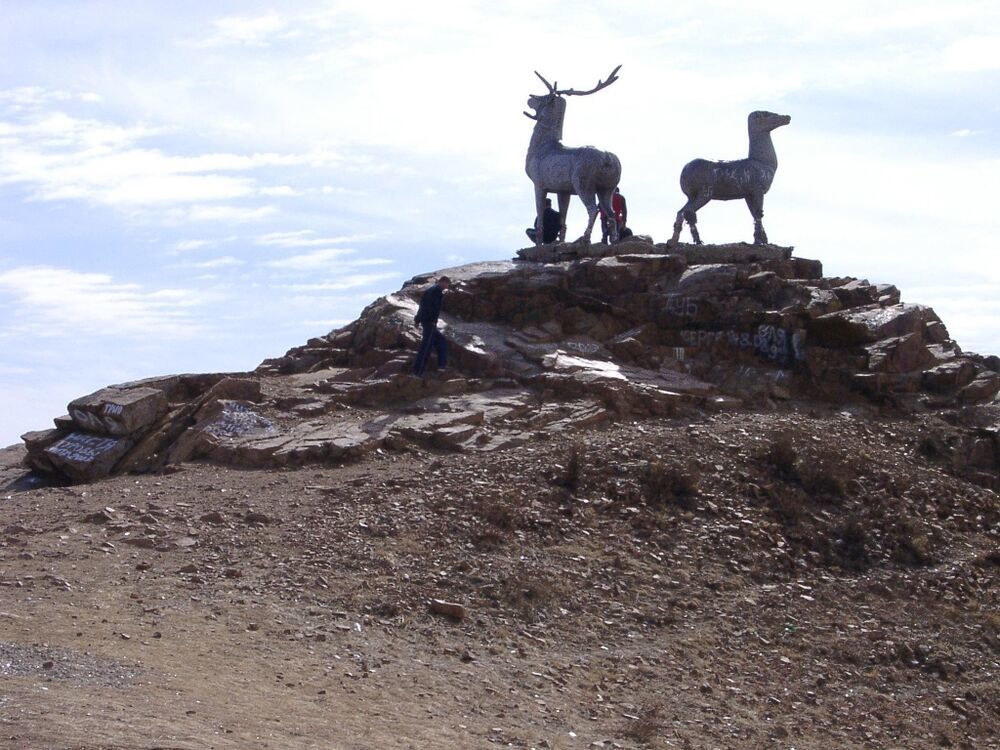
[{"x1": 2, "y1": 1, "x2": 999, "y2": 446}]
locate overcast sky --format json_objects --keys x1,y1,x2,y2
[{"x1": 2, "y1": 1, "x2": 998, "y2": 446}]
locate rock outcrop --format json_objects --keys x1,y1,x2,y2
[{"x1": 19, "y1": 240, "x2": 1000, "y2": 486}]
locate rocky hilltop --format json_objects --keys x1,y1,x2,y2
[
  {"x1": 16, "y1": 239, "x2": 1000, "y2": 488},
  {"x1": 3, "y1": 239, "x2": 999, "y2": 749}
]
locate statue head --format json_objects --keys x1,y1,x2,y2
[
  {"x1": 524, "y1": 67, "x2": 620, "y2": 130},
  {"x1": 526, "y1": 92, "x2": 567, "y2": 124},
  {"x1": 748, "y1": 111, "x2": 791, "y2": 134}
]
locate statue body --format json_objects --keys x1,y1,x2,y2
[
  {"x1": 669, "y1": 110, "x2": 791, "y2": 246},
  {"x1": 524, "y1": 67, "x2": 622, "y2": 245}
]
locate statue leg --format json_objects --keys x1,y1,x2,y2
[
  {"x1": 534, "y1": 187, "x2": 548, "y2": 245},
  {"x1": 746, "y1": 194, "x2": 768, "y2": 245},
  {"x1": 670, "y1": 192, "x2": 711, "y2": 245},
  {"x1": 557, "y1": 192, "x2": 571, "y2": 243},
  {"x1": 577, "y1": 193, "x2": 600, "y2": 244},
  {"x1": 597, "y1": 188, "x2": 618, "y2": 243},
  {"x1": 685, "y1": 210, "x2": 702, "y2": 245},
  {"x1": 669, "y1": 209, "x2": 685, "y2": 245}
]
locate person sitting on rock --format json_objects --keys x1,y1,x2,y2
[
  {"x1": 601, "y1": 187, "x2": 631, "y2": 243},
  {"x1": 525, "y1": 198, "x2": 561, "y2": 244},
  {"x1": 412, "y1": 275, "x2": 451, "y2": 377}
]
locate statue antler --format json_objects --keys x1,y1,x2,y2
[
  {"x1": 555, "y1": 65, "x2": 621, "y2": 97},
  {"x1": 533, "y1": 71, "x2": 556, "y2": 94}
]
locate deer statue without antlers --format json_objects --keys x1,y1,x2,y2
[
  {"x1": 668, "y1": 110, "x2": 791, "y2": 246},
  {"x1": 524, "y1": 66, "x2": 622, "y2": 245}
]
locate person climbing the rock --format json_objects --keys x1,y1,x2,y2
[
  {"x1": 525, "y1": 198, "x2": 561, "y2": 244},
  {"x1": 412, "y1": 275, "x2": 451, "y2": 377},
  {"x1": 601, "y1": 187, "x2": 630, "y2": 243}
]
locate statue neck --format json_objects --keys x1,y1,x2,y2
[
  {"x1": 530, "y1": 117, "x2": 563, "y2": 151},
  {"x1": 748, "y1": 129, "x2": 777, "y2": 167}
]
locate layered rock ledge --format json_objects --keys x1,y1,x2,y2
[{"x1": 19, "y1": 240, "x2": 1000, "y2": 486}]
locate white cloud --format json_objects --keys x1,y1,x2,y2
[
  {"x1": 256, "y1": 230, "x2": 372, "y2": 247},
  {"x1": 301, "y1": 318, "x2": 350, "y2": 328},
  {"x1": 259, "y1": 185, "x2": 301, "y2": 197},
  {"x1": 195, "y1": 12, "x2": 290, "y2": 47},
  {"x1": 0, "y1": 266, "x2": 208, "y2": 338},
  {"x1": 189, "y1": 256, "x2": 244, "y2": 269},
  {"x1": 943, "y1": 34, "x2": 1000, "y2": 72},
  {"x1": 281, "y1": 272, "x2": 400, "y2": 291},
  {"x1": 264, "y1": 247, "x2": 359, "y2": 270},
  {"x1": 173, "y1": 239, "x2": 214, "y2": 252},
  {"x1": 0, "y1": 104, "x2": 317, "y2": 217},
  {"x1": 183, "y1": 204, "x2": 278, "y2": 222}
]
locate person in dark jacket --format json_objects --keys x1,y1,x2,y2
[
  {"x1": 525, "y1": 198, "x2": 561, "y2": 244},
  {"x1": 412, "y1": 275, "x2": 451, "y2": 376}
]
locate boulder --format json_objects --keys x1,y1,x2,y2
[
  {"x1": 809, "y1": 304, "x2": 936, "y2": 348},
  {"x1": 660, "y1": 242, "x2": 792, "y2": 264},
  {"x1": 677, "y1": 264, "x2": 739, "y2": 295},
  {"x1": 960, "y1": 373, "x2": 1000, "y2": 405},
  {"x1": 21, "y1": 429, "x2": 65, "y2": 473},
  {"x1": 922, "y1": 360, "x2": 979, "y2": 393},
  {"x1": 43, "y1": 432, "x2": 133, "y2": 482},
  {"x1": 68, "y1": 387, "x2": 168, "y2": 436},
  {"x1": 865, "y1": 334, "x2": 935, "y2": 374}
]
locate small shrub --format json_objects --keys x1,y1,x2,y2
[
  {"x1": 835, "y1": 517, "x2": 870, "y2": 570},
  {"x1": 763, "y1": 432, "x2": 798, "y2": 478},
  {"x1": 499, "y1": 566, "x2": 564, "y2": 621},
  {"x1": 889, "y1": 519, "x2": 934, "y2": 565},
  {"x1": 765, "y1": 484, "x2": 806, "y2": 524},
  {"x1": 622, "y1": 702, "x2": 665, "y2": 744},
  {"x1": 551, "y1": 442, "x2": 584, "y2": 492},
  {"x1": 642, "y1": 460, "x2": 699, "y2": 509},
  {"x1": 917, "y1": 432, "x2": 949, "y2": 460},
  {"x1": 472, "y1": 528, "x2": 505, "y2": 550},
  {"x1": 801, "y1": 458, "x2": 851, "y2": 499},
  {"x1": 477, "y1": 496, "x2": 521, "y2": 530}
]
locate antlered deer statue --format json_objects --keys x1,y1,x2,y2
[{"x1": 524, "y1": 66, "x2": 622, "y2": 245}]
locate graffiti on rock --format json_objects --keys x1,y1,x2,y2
[
  {"x1": 47, "y1": 433, "x2": 121, "y2": 463},
  {"x1": 663, "y1": 296, "x2": 699, "y2": 318},
  {"x1": 754, "y1": 324, "x2": 804, "y2": 363},
  {"x1": 205, "y1": 402, "x2": 277, "y2": 439},
  {"x1": 679, "y1": 324, "x2": 804, "y2": 364}
]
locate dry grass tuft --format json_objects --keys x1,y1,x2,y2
[{"x1": 621, "y1": 702, "x2": 665, "y2": 744}]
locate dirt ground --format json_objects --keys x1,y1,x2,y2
[{"x1": 1, "y1": 405, "x2": 997, "y2": 749}]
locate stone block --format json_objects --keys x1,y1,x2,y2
[
  {"x1": 662, "y1": 242, "x2": 792, "y2": 265},
  {"x1": 960, "y1": 373, "x2": 1000, "y2": 405},
  {"x1": 69, "y1": 387, "x2": 168, "y2": 436},
  {"x1": 865, "y1": 334, "x2": 935, "y2": 374},
  {"x1": 677, "y1": 264, "x2": 739, "y2": 294},
  {"x1": 44, "y1": 432, "x2": 133, "y2": 481},
  {"x1": 21, "y1": 428, "x2": 64, "y2": 473},
  {"x1": 922, "y1": 360, "x2": 979, "y2": 393},
  {"x1": 810, "y1": 304, "x2": 934, "y2": 348},
  {"x1": 831, "y1": 279, "x2": 878, "y2": 308}
]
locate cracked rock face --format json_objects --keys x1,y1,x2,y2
[{"x1": 19, "y1": 242, "x2": 1000, "y2": 485}]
